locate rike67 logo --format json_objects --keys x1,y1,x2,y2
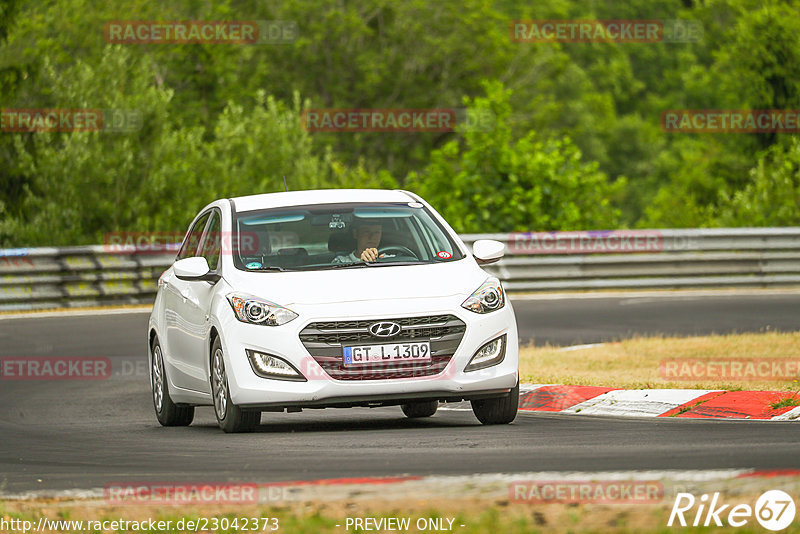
[{"x1": 668, "y1": 490, "x2": 796, "y2": 531}]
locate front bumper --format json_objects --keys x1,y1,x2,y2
[{"x1": 217, "y1": 296, "x2": 519, "y2": 408}]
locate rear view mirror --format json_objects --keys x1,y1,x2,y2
[
  {"x1": 173, "y1": 257, "x2": 220, "y2": 282},
  {"x1": 472, "y1": 239, "x2": 505, "y2": 265}
]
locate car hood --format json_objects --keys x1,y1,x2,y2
[{"x1": 224, "y1": 260, "x2": 489, "y2": 306}]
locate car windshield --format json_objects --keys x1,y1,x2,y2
[{"x1": 231, "y1": 202, "x2": 464, "y2": 271}]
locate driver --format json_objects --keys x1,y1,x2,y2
[{"x1": 333, "y1": 222, "x2": 384, "y2": 263}]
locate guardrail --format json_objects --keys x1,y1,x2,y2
[
  {"x1": 462, "y1": 228, "x2": 800, "y2": 291},
  {"x1": 2, "y1": 227, "x2": 799, "y2": 311},
  {"x1": 0, "y1": 246, "x2": 172, "y2": 311}
]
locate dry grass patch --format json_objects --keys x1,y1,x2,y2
[{"x1": 519, "y1": 331, "x2": 800, "y2": 391}]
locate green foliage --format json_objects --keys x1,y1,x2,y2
[
  {"x1": 1, "y1": 48, "x2": 182, "y2": 245},
  {"x1": 0, "y1": 47, "x2": 393, "y2": 245},
  {"x1": 0, "y1": 0, "x2": 19, "y2": 42},
  {"x1": 408, "y1": 82, "x2": 623, "y2": 232},
  {"x1": 717, "y1": 139, "x2": 800, "y2": 226},
  {"x1": 0, "y1": 0, "x2": 798, "y2": 247}
]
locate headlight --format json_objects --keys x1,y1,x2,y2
[
  {"x1": 246, "y1": 350, "x2": 306, "y2": 381},
  {"x1": 464, "y1": 335, "x2": 506, "y2": 372},
  {"x1": 461, "y1": 277, "x2": 505, "y2": 314},
  {"x1": 227, "y1": 293, "x2": 298, "y2": 326}
]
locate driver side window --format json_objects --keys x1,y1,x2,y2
[
  {"x1": 199, "y1": 211, "x2": 222, "y2": 271},
  {"x1": 176, "y1": 212, "x2": 211, "y2": 261}
]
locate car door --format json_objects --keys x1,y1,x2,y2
[
  {"x1": 179, "y1": 209, "x2": 223, "y2": 393},
  {"x1": 163, "y1": 210, "x2": 212, "y2": 392}
]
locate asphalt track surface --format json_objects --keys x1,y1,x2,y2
[
  {"x1": 513, "y1": 291, "x2": 800, "y2": 346},
  {"x1": 1, "y1": 292, "x2": 799, "y2": 493}
]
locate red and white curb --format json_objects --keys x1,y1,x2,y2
[{"x1": 516, "y1": 385, "x2": 800, "y2": 420}]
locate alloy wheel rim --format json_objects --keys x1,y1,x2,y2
[
  {"x1": 152, "y1": 346, "x2": 164, "y2": 413},
  {"x1": 212, "y1": 348, "x2": 228, "y2": 420}
]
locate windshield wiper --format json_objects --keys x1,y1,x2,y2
[
  {"x1": 248, "y1": 266, "x2": 294, "y2": 272},
  {"x1": 364, "y1": 260, "x2": 438, "y2": 267},
  {"x1": 312, "y1": 262, "x2": 370, "y2": 270},
  {"x1": 252, "y1": 260, "x2": 439, "y2": 272}
]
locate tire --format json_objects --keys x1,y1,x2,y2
[
  {"x1": 470, "y1": 381, "x2": 519, "y2": 425},
  {"x1": 211, "y1": 337, "x2": 260, "y2": 433},
  {"x1": 151, "y1": 338, "x2": 194, "y2": 427},
  {"x1": 401, "y1": 400, "x2": 438, "y2": 418}
]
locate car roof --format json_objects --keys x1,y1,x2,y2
[{"x1": 230, "y1": 189, "x2": 416, "y2": 212}]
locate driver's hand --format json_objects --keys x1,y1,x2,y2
[{"x1": 360, "y1": 248, "x2": 381, "y2": 262}]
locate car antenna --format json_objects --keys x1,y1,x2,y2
[{"x1": 283, "y1": 175, "x2": 289, "y2": 192}]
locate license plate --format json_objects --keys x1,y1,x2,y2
[{"x1": 343, "y1": 342, "x2": 431, "y2": 366}]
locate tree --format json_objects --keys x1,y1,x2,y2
[
  {"x1": 407, "y1": 81, "x2": 623, "y2": 233},
  {"x1": 0, "y1": 0, "x2": 24, "y2": 224},
  {"x1": 717, "y1": 139, "x2": 800, "y2": 226},
  {"x1": 0, "y1": 47, "x2": 394, "y2": 246}
]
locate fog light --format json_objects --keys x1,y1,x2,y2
[
  {"x1": 464, "y1": 335, "x2": 506, "y2": 372},
  {"x1": 246, "y1": 350, "x2": 306, "y2": 381}
]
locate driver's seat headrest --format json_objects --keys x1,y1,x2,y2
[{"x1": 328, "y1": 231, "x2": 357, "y2": 253}]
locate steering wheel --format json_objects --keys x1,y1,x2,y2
[{"x1": 378, "y1": 245, "x2": 418, "y2": 260}]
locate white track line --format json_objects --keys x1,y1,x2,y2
[
  {"x1": 564, "y1": 389, "x2": 719, "y2": 417},
  {"x1": 510, "y1": 287, "x2": 800, "y2": 300},
  {"x1": 0, "y1": 307, "x2": 152, "y2": 320},
  {"x1": 772, "y1": 405, "x2": 800, "y2": 421},
  {"x1": 557, "y1": 343, "x2": 606, "y2": 352}
]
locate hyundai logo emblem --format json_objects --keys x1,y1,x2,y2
[{"x1": 368, "y1": 321, "x2": 402, "y2": 338}]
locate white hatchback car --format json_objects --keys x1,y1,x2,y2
[{"x1": 148, "y1": 189, "x2": 519, "y2": 432}]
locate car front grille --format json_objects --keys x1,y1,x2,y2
[{"x1": 299, "y1": 314, "x2": 466, "y2": 380}]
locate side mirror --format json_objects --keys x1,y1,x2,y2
[
  {"x1": 472, "y1": 239, "x2": 505, "y2": 265},
  {"x1": 173, "y1": 257, "x2": 220, "y2": 282}
]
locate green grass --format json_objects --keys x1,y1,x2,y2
[
  {"x1": 520, "y1": 331, "x2": 800, "y2": 391},
  {"x1": 770, "y1": 395, "x2": 800, "y2": 409}
]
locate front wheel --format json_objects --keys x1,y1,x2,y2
[
  {"x1": 401, "y1": 400, "x2": 438, "y2": 418},
  {"x1": 211, "y1": 337, "x2": 260, "y2": 433},
  {"x1": 151, "y1": 338, "x2": 194, "y2": 427},
  {"x1": 471, "y1": 381, "x2": 519, "y2": 425}
]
